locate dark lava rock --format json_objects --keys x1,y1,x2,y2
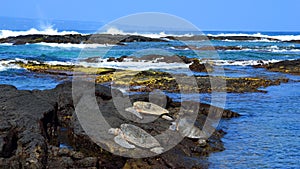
[
  {"x1": 283, "y1": 40, "x2": 300, "y2": 44},
  {"x1": 120, "y1": 35, "x2": 166, "y2": 43},
  {"x1": 81, "y1": 56, "x2": 102, "y2": 63},
  {"x1": 0, "y1": 81, "x2": 240, "y2": 168},
  {"x1": 189, "y1": 59, "x2": 213, "y2": 72},
  {"x1": 1, "y1": 33, "x2": 290, "y2": 46},
  {"x1": 101, "y1": 55, "x2": 193, "y2": 64},
  {"x1": 0, "y1": 34, "x2": 166, "y2": 45},
  {"x1": 0, "y1": 34, "x2": 89, "y2": 45},
  {"x1": 116, "y1": 55, "x2": 128, "y2": 62},
  {"x1": 134, "y1": 54, "x2": 193, "y2": 63},
  {"x1": 0, "y1": 84, "x2": 56, "y2": 168},
  {"x1": 107, "y1": 57, "x2": 117, "y2": 62},
  {"x1": 164, "y1": 35, "x2": 279, "y2": 42},
  {"x1": 254, "y1": 59, "x2": 300, "y2": 75}
]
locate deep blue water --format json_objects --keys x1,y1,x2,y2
[{"x1": 0, "y1": 18, "x2": 299, "y2": 168}]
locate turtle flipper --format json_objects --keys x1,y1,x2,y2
[
  {"x1": 161, "y1": 114, "x2": 173, "y2": 121},
  {"x1": 150, "y1": 147, "x2": 164, "y2": 154},
  {"x1": 125, "y1": 107, "x2": 143, "y2": 119},
  {"x1": 186, "y1": 126, "x2": 206, "y2": 139},
  {"x1": 114, "y1": 134, "x2": 135, "y2": 149}
]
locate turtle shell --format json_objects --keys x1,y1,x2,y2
[
  {"x1": 120, "y1": 124, "x2": 160, "y2": 148},
  {"x1": 133, "y1": 101, "x2": 169, "y2": 116}
]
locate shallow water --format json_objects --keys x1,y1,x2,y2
[{"x1": 209, "y1": 79, "x2": 300, "y2": 168}]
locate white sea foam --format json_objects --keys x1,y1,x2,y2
[
  {"x1": 0, "y1": 59, "x2": 24, "y2": 71},
  {"x1": 78, "y1": 58, "x2": 189, "y2": 70},
  {"x1": 208, "y1": 33, "x2": 300, "y2": 41},
  {"x1": 0, "y1": 58, "x2": 74, "y2": 72},
  {"x1": 0, "y1": 57, "x2": 287, "y2": 72},
  {"x1": 267, "y1": 49, "x2": 300, "y2": 53},
  {"x1": 47, "y1": 58, "x2": 283, "y2": 68},
  {"x1": 102, "y1": 27, "x2": 195, "y2": 39},
  {"x1": 46, "y1": 61, "x2": 74, "y2": 66},
  {"x1": 239, "y1": 45, "x2": 300, "y2": 53},
  {"x1": 3, "y1": 57, "x2": 188, "y2": 71},
  {"x1": 0, "y1": 43, "x2": 13, "y2": 46},
  {"x1": 169, "y1": 46, "x2": 190, "y2": 50},
  {"x1": 0, "y1": 27, "x2": 80, "y2": 39},
  {"x1": 211, "y1": 59, "x2": 282, "y2": 66},
  {"x1": 35, "y1": 42, "x2": 115, "y2": 48},
  {"x1": 2, "y1": 26, "x2": 300, "y2": 42},
  {"x1": 222, "y1": 39, "x2": 278, "y2": 42}
]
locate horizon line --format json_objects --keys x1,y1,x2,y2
[{"x1": 1, "y1": 15, "x2": 299, "y2": 33}]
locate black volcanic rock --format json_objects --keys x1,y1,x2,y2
[
  {"x1": 189, "y1": 59, "x2": 213, "y2": 72},
  {"x1": 120, "y1": 35, "x2": 166, "y2": 42},
  {"x1": 165, "y1": 35, "x2": 279, "y2": 42},
  {"x1": 1, "y1": 33, "x2": 294, "y2": 46},
  {"x1": 0, "y1": 34, "x2": 167, "y2": 45},
  {"x1": 0, "y1": 34, "x2": 89, "y2": 45},
  {"x1": 254, "y1": 59, "x2": 300, "y2": 75},
  {"x1": 0, "y1": 81, "x2": 240, "y2": 168},
  {"x1": 283, "y1": 40, "x2": 300, "y2": 43},
  {"x1": 0, "y1": 85, "x2": 56, "y2": 168}
]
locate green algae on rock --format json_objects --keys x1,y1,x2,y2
[
  {"x1": 16, "y1": 61, "x2": 116, "y2": 75},
  {"x1": 104, "y1": 70, "x2": 289, "y2": 93},
  {"x1": 254, "y1": 59, "x2": 300, "y2": 75}
]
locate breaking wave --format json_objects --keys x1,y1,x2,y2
[
  {"x1": 0, "y1": 27, "x2": 80, "y2": 39},
  {"x1": 101, "y1": 27, "x2": 195, "y2": 39},
  {"x1": 208, "y1": 32, "x2": 300, "y2": 41}
]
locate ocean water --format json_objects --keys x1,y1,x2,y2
[{"x1": 0, "y1": 18, "x2": 299, "y2": 168}]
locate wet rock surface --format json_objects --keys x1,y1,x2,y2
[
  {"x1": 101, "y1": 70, "x2": 289, "y2": 93},
  {"x1": 254, "y1": 59, "x2": 300, "y2": 75},
  {"x1": 189, "y1": 59, "x2": 213, "y2": 72},
  {"x1": 81, "y1": 55, "x2": 193, "y2": 64},
  {"x1": 1, "y1": 58, "x2": 290, "y2": 93},
  {"x1": 1, "y1": 33, "x2": 295, "y2": 46},
  {"x1": 0, "y1": 34, "x2": 166, "y2": 45},
  {"x1": 164, "y1": 35, "x2": 279, "y2": 42},
  {"x1": 0, "y1": 81, "x2": 239, "y2": 168}
]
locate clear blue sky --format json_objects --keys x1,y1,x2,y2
[{"x1": 1, "y1": 0, "x2": 299, "y2": 31}]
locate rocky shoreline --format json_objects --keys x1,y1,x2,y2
[
  {"x1": 0, "y1": 34, "x2": 166, "y2": 45},
  {"x1": 254, "y1": 59, "x2": 300, "y2": 75},
  {"x1": 0, "y1": 81, "x2": 239, "y2": 169},
  {"x1": 0, "y1": 59, "x2": 296, "y2": 169},
  {"x1": 5, "y1": 59, "x2": 290, "y2": 94},
  {"x1": 1, "y1": 33, "x2": 299, "y2": 45}
]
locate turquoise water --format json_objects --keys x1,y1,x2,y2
[{"x1": 0, "y1": 27, "x2": 299, "y2": 168}]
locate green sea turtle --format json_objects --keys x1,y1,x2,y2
[
  {"x1": 169, "y1": 118, "x2": 207, "y2": 145},
  {"x1": 125, "y1": 101, "x2": 173, "y2": 121},
  {"x1": 108, "y1": 123, "x2": 164, "y2": 154}
]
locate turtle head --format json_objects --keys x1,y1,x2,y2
[{"x1": 108, "y1": 128, "x2": 121, "y2": 135}]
